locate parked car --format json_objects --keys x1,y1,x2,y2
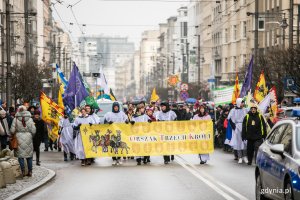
[
  {"x1": 96, "y1": 100, "x2": 123, "y2": 124},
  {"x1": 255, "y1": 110, "x2": 300, "y2": 200}
]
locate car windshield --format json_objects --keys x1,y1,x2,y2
[{"x1": 285, "y1": 110, "x2": 294, "y2": 117}]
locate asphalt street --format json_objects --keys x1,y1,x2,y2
[{"x1": 23, "y1": 149, "x2": 255, "y2": 200}]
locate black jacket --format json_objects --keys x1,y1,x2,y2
[
  {"x1": 177, "y1": 109, "x2": 187, "y2": 121},
  {"x1": 242, "y1": 112, "x2": 267, "y2": 141},
  {"x1": 33, "y1": 118, "x2": 47, "y2": 149}
]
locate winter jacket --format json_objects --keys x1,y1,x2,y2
[
  {"x1": 242, "y1": 112, "x2": 267, "y2": 141},
  {"x1": 10, "y1": 111, "x2": 36, "y2": 158},
  {"x1": 33, "y1": 118, "x2": 47, "y2": 150}
]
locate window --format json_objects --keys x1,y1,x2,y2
[
  {"x1": 297, "y1": 128, "x2": 300, "y2": 151},
  {"x1": 242, "y1": 21, "x2": 247, "y2": 38},
  {"x1": 280, "y1": 125, "x2": 293, "y2": 155},
  {"x1": 224, "y1": 28, "x2": 228, "y2": 43},
  {"x1": 258, "y1": 18, "x2": 265, "y2": 30},
  {"x1": 233, "y1": 25, "x2": 237, "y2": 40},
  {"x1": 267, "y1": 124, "x2": 287, "y2": 144},
  {"x1": 181, "y1": 22, "x2": 188, "y2": 38}
]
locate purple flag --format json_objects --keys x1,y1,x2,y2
[
  {"x1": 63, "y1": 63, "x2": 89, "y2": 112},
  {"x1": 240, "y1": 56, "x2": 253, "y2": 98}
]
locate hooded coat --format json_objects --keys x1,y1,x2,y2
[
  {"x1": 10, "y1": 110, "x2": 36, "y2": 158},
  {"x1": 104, "y1": 102, "x2": 127, "y2": 123}
]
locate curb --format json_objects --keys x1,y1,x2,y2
[{"x1": 4, "y1": 167, "x2": 56, "y2": 200}]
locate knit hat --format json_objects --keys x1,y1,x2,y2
[{"x1": 34, "y1": 110, "x2": 41, "y2": 115}]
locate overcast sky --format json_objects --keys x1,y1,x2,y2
[{"x1": 52, "y1": 0, "x2": 186, "y2": 49}]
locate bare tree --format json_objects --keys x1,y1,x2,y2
[
  {"x1": 256, "y1": 46, "x2": 300, "y2": 102},
  {"x1": 12, "y1": 62, "x2": 51, "y2": 102}
]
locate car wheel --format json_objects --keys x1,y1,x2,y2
[
  {"x1": 256, "y1": 174, "x2": 267, "y2": 200},
  {"x1": 284, "y1": 181, "x2": 294, "y2": 200}
]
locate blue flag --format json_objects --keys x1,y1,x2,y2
[
  {"x1": 240, "y1": 56, "x2": 253, "y2": 98},
  {"x1": 63, "y1": 63, "x2": 89, "y2": 113}
]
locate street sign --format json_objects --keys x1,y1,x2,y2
[
  {"x1": 180, "y1": 83, "x2": 189, "y2": 91},
  {"x1": 180, "y1": 91, "x2": 189, "y2": 101},
  {"x1": 208, "y1": 78, "x2": 215, "y2": 83}
]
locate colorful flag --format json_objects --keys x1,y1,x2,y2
[
  {"x1": 231, "y1": 74, "x2": 240, "y2": 104},
  {"x1": 40, "y1": 92, "x2": 64, "y2": 141},
  {"x1": 254, "y1": 71, "x2": 268, "y2": 103},
  {"x1": 268, "y1": 87, "x2": 278, "y2": 123},
  {"x1": 56, "y1": 64, "x2": 68, "y2": 86},
  {"x1": 109, "y1": 88, "x2": 117, "y2": 101},
  {"x1": 63, "y1": 63, "x2": 89, "y2": 113},
  {"x1": 150, "y1": 88, "x2": 160, "y2": 102},
  {"x1": 240, "y1": 56, "x2": 253, "y2": 98}
]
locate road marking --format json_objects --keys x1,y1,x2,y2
[
  {"x1": 175, "y1": 157, "x2": 236, "y2": 200},
  {"x1": 177, "y1": 155, "x2": 249, "y2": 200},
  {"x1": 175, "y1": 156, "x2": 249, "y2": 200}
]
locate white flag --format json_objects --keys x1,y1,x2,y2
[
  {"x1": 258, "y1": 93, "x2": 271, "y2": 114},
  {"x1": 97, "y1": 67, "x2": 109, "y2": 94}
]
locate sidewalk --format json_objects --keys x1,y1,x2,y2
[{"x1": 1, "y1": 166, "x2": 55, "y2": 200}]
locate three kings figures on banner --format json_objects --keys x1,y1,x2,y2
[{"x1": 81, "y1": 120, "x2": 214, "y2": 158}]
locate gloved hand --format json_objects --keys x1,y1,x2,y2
[
  {"x1": 109, "y1": 121, "x2": 113, "y2": 124},
  {"x1": 229, "y1": 119, "x2": 236, "y2": 130},
  {"x1": 148, "y1": 119, "x2": 152, "y2": 123},
  {"x1": 125, "y1": 120, "x2": 129, "y2": 124},
  {"x1": 130, "y1": 121, "x2": 135, "y2": 125},
  {"x1": 78, "y1": 123, "x2": 82, "y2": 127},
  {"x1": 89, "y1": 123, "x2": 93, "y2": 126}
]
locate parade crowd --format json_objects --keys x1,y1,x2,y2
[{"x1": 0, "y1": 97, "x2": 287, "y2": 177}]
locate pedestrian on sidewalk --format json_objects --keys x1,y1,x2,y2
[
  {"x1": 192, "y1": 104, "x2": 211, "y2": 164},
  {"x1": 10, "y1": 106, "x2": 36, "y2": 177},
  {"x1": 227, "y1": 98, "x2": 248, "y2": 164},
  {"x1": 156, "y1": 102, "x2": 177, "y2": 164},
  {"x1": 0, "y1": 109, "x2": 13, "y2": 150},
  {"x1": 33, "y1": 110, "x2": 47, "y2": 166},
  {"x1": 242, "y1": 105, "x2": 267, "y2": 165}
]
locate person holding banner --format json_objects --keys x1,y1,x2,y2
[
  {"x1": 73, "y1": 107, "x2": 93, "y2": 166},
  {"x1": 192, "y1": 104, "x2": 211, "y2": 164},
  {"x1": 132, "y1": 104, "x2": 151, "y2": 165},
  {"x1": 85, "y1": 105, "x2": 101, "y2": 124},
  {"x1": 85, "y1": 104, "x2": 101, "y2": 164},
  {"x1": 227, "y1": 98, "x2": 248, "y2": 164},
  {"x1": 156, "y1": 102, "x2": 177, "y2": 164},
  {"x1": 104, "y1": 102, "x2": 129, "y2": 166}
]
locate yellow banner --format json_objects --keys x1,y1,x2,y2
[
  {"x1": 40, "y1": 92, "x2": 64, "y2": 141},
  {"x1": 81, "y1": 120, "x2": 214, "y2": 158}
]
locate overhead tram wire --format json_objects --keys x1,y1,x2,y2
[
  {"x1": 52, "y1": 3, "x2": 76, "y2": 42},
  {"x1": 96, "y1": 0, "x2": 223, "y2": 2}
]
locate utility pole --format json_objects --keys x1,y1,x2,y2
[
  {"x1": 297, "y1": 5, "x2": 300, "y2": 45},
  {"x1": 254, "y1": 0, "x2": 259, "y2": 68},
  {"x1": 186, "y1": 40, "x2": 189, "y2": 83},
  {"x1": 63, "y1": 47, "x2": 66, "y2": 74},
  {"x1": 24, "y1": 0, "x2": 29, "y2": 64},
  {"x1": 172, "y1": 52, "x2": 175, "y2": 74},
  {"x1": 197, "y1": 34, "x2": 200, "y2": 85},
  {"x1": 289, "y1": 0, "x2": 294, "y2": 48},
  {"x1": 58, "y1": 35, "x2": 61, "y2": 67},
  {"x1": 6, "y1": 0, "x2": 11, "y2": 107},
  {"x1": 1, "y1": 14, "x2": 5, "y2": 101}
]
